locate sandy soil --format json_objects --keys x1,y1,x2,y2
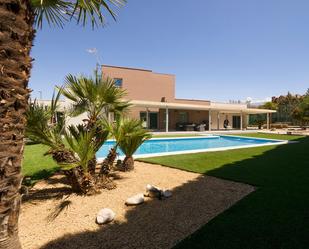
[{"x1": 20, "y1": 162, "x2": 254, "y2": 249}]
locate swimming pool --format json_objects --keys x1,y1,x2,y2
[{"x1": 96, "y1": 135, "x2": 287, "y2": 159}]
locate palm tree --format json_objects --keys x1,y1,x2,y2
[
  {"x1": 59, "y1": 71, "x2": 130, "y2": 175},
  {"x1": 116, "y1": 119, "x2": 152, "y2": 171},
  {"x1": 98, "y1": 117, "x2": 124, "y2": 176},
  {"x1": 26, "y1": 92, "x2": 110, "y2": 194},
  {"x1": 0, "y1": 1, "x2": 125, "y2": 247},
  {"x1": 60, "y1": 71, "x2": 130, "y2": 127},
  {"x1": 64, "y1": 124, "x2": 109, "y2": 193}
]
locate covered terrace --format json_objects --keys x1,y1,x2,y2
[{"x1": 129, "y1": 100, "x2": 276, "y2": 132}]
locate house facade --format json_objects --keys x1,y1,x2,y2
[
  {"x1": 101, "y1": 65, "x2": 275, "y2": 131},
  {"x1": 38, "y1": 65, "x2": 275, "y2": 132}
]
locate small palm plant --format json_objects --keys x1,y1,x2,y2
[
  {"x1": 26, "y1": 92, "x2": 109, "y2": 194},
  {"x1": 116, "y1": 119, "x2": 152, "y2": 171},
  {"x1": 98, "y1": 118, "x2": 121, "y2": 176},
  {"x1": 63, "y1": 125, "x2": 109, "y2": 193}
]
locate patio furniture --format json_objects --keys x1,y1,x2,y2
[
  {"x1": 176, "y1": 122, "x2": 185, "y2": 131},
  {"x1": 184, "y1": 124, "x2": 196, "y2": 131},
  {"x1": 195, "y1": 124, "x2": 206, "y2": 131}
]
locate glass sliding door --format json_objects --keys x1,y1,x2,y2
[
  {"x1": 232, "y1": 116, "x2": 241, "y2": 129},
  {"x1": 149, "y1": 113, "x2": 158, "y2": 129}
]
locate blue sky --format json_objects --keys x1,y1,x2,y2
[{"x1": 30, "y1": 0, "x2": 309, "y2": 102}]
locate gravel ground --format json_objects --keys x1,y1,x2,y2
[{"x1": 19, "y1": 162, "x2": 254, "y2": 249}]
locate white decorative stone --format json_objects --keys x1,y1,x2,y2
[
  {"x1": 125, "y1": 193, "x2": 144, "y2": 205},
  {"x1": 145, "y1": 184, "x2": 162, "y2": 198},
  {"x1": 162, "y1": 190, "x2": 172, "y2": 198},
  {"x1": 96, "y1": 208, "x2": 115, "y2": 225}
]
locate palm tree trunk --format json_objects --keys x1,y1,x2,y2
[
  {"x1": 99, "y1": 147, "x2": 117, "y2": 176},
  {"x1": 51, "y1": 149, "x2": 97, "y2": 194},
  {"x1": 122, "y1": 156, "x2": 134, "y2": 171},
  {"x1": 0, "y1": 0, "x2": 34, "y2": 248}
]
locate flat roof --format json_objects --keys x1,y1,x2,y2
[
  {"x1": 175, "y1": 98, "x2": 211, "y2": 103},
  {"x1": 129, "y1": 100, "x2": 276, "y2": 114},
  {"x1": 102, "y1": 64, "x2": 175, "y2": 76},
  {"x1": 102, "y1": 64, "x2": 152, "y2": 72}
]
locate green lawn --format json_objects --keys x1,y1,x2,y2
[
  {"x1": 139, "y1": 133, "x2": 309, "y2": 249},
  {"x1": 22, "y1": 133, "x2": 202, "y2": 180},
  {"x1": 23, "y1": 144, "x2": 59, "y2": 184}
]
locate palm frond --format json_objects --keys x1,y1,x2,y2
[
  {"x1": 115, "y1": 118, "x2": 152, "y2": 157},
  {"x1": 93, "y1": 125, "x2": 110, "y2": 150},
  {"x1": 31, "y1": 0, "x2": 126, "y2": 28},
  {"x1": 50, "y1": 88, "x2": 62, "y2": 116},
  {"x1": 31, "y1": 0, "x2": 71, "y2": 28},
  {"x1": 26, "y1": 100, "x2": 63, "y2": 149},
  {"x1": 59, "y1": 72, "x2": 128, "y2": 122},
  {"x1": 64, "y1": 127, "x2": 97, "y2": 171}
]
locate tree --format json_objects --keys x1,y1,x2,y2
[
  {"x1": 272, "y1": 92, "x2": 302, "y2": 123},
  {"x1": 60, "y1": 71, "x2": 130, "y2": 128},
  {"x1": 116, "y1": 118, "x2": 152, "y2": 171},
  {"x1": 0, "y1": 0, "x2": 125, "y2": 248},
  {"x1": 26, "y1": 92, "x2": 110, "y2": 193},
  {"x1": 292, "y1": 95, "x2": 309, "y2": 127},
  {"x1": 261, "y1": 101, "x2": 277, "y2": 110},
  {"x1": 59, "y1": 71, "x2": 130, "y2": 176}
]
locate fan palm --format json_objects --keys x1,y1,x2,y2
[
  {"x1": 26, "y1": 90, "x2": 64, "y2": 148},
  {"x1": 98, "y1": 117, "x2": 125, "y2": 175},
  {"x1": 59, "y1": 71, "x2": 130, "y2": 175},
  {"x1": 1, "y1": 0, "x2": 125, "y2": 246},
  {"x1": 26, "y1": 96, "x2": 110, "y2": 193},
  {"x1": 63, "y1": 124, "x2": 109, "y2": 193},
  {"x1": 116, "y1": 119, "x2": 152, "y2": 171},
  {"x1": 60, "y1": 71, "x2": 130, "y2": 127}
]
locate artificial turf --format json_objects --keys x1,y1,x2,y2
[
  {"x1": 139, "y1": 133, "x2": 309, "y2": 249},
  {"x1": 23, "y1": 143, "x2": 59, "y2": 184}
]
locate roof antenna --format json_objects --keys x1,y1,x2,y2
[{"x1": 86, "y1": 48, "x2": 102, "y2": 73}]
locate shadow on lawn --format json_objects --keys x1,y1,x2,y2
[
  {"x1": 174, "y1": 136, "x2": 309, "y2": 249},
  {"x1": 28, "y1": 136, "x2": 309, "y2": 249},
  {"x1": 23, "y1": 167, "x2": 60, "y2": 186}
]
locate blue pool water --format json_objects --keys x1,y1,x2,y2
[{"x1": 96, "y1": 135, "x2": 283, "y2": 158}]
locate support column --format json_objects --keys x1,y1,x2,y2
[
  {"x1": 217, "y1": 112, "x2": 220, "y2": 130},
  {"x1": 208, "y1": 110, "x2": 212, "y2": 131},
  {"x1": 267, "y1": 113, "x2": 270, "y2": 129},
  {"x1": 240, "y1": 112, "x2": 243, "y2": 130},
  {"x1": 165, "y1": 106, "x2": 169, "y2": 132},
  {"x1": 146, "y1": 108, "x2": 149, "y2": 129}
]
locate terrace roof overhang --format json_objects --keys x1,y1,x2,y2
[{"x1": 129, "y1": 100, "x2": 276, "y2": 114}]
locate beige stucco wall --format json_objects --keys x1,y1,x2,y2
[
  {"x1": 102, "y1": 65, "x2": 175, "y2": 102},
  {"x1": 210, "y1": 111, "x2": 248, "y2": 130}
]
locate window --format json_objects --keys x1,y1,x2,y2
[
  {"x1": 114, "y1": 78, "x2": 123, "y2": 87},
  {"x1": 178, "y1": 112, "x2": 188, "y2": 123},
  {"x1": 140, "y1": 112, "x2": 147, "y2": 122}
]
